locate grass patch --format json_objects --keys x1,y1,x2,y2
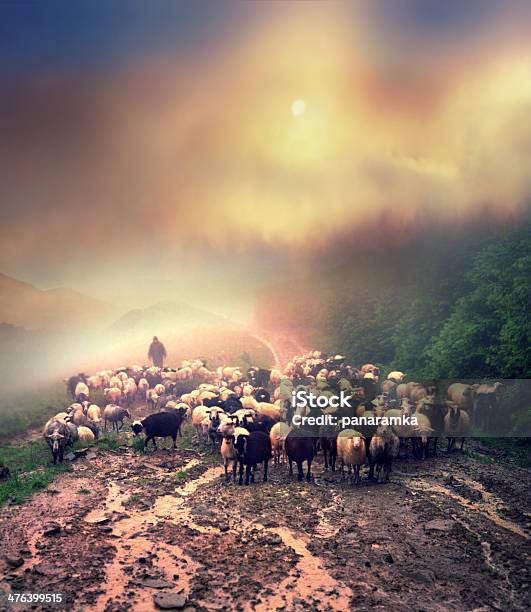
[
  {"x1": 464, "y1": 450, "x2": 496, "y2": 464},
  {"x1": 0, "y1": 439, "x2": 72, "y2": 506},
  {"x1": 177, "y1": 424, "x2": 195, "y2": 450},
  {"x1": 476, "y1": 437, "x2": 531, "y2": 468},
  {"x1": 124, "y1": 493, "x2": 142, "y2": 507},
  {"x1": 96, "y1": 435, "x2": 122, "y2": 451},
  {"x1": 78, "y1": 488, "x2": 91, "y2": 494},
  {"x1": 130, "y1": 436, "x2": 146, "y2": 453},
  {"x1": 170, "y1": 469, "x2": 189, "y2": 481}
]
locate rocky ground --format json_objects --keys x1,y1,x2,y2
[{"x1": 0, "y1": 426, "x2": 529, "y2": 612}]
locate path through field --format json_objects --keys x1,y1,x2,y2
[{"x1": 0, "y1": 429, "x2": 529, "y2": 611}]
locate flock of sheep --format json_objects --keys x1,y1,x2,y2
[{"x1": 42, "y1": 352, "x2": 502, "y2": 484}]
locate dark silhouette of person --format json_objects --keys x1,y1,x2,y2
[{"x1": 148, "y1": 336, "x2": 167, "y2": 368}]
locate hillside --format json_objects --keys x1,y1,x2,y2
[
  {"x1": 0, "y1": 273, "x2": 112, "y2": 330},
  {"x1": 109, "y1": 301, "x2": 233, "y2": 336}
]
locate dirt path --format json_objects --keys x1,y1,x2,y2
[{"x1": 0, "y1": 437, "x2": 529, "y2": 611}]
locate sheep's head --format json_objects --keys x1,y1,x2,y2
[
  {"x1": 46, "y1": 431, "x2": 65, "y2": 452},
  {"x1": 131, "y1": 421, "x2": 144, "y2": 436}
]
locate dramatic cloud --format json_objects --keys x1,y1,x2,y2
[{"x1": 0, "y1": 1, "x2": 530, "y2": 299}]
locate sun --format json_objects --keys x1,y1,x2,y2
[{"x1": 291, "y1": 99, "x2": 306, "y2": 117}]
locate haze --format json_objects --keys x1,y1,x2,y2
[{"x1": 1, "y1": 0, "x2": 531, "y2": 319}]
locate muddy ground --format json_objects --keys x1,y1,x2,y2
[{"x1": 0, "y1": 424, "x2": 529, "y2": 612}]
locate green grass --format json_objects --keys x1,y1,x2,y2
[
  {"x1": 177, "y1": 423, "x2": 195, "y2": 450},
  {"x1": 169, "y1": 469, "x2": 189, "y2": 482},
  {"x1": 130, "y1": 436, "x2": 146, "y2": 453},
  {"x1": 78, "y1": 488, "x2": 91, "y2": 494},
  {"x1": 96, "y1": 434, "x2": 122, "y2": 451},
  {"x1": 0, "y1": 439, "x2": 71, "y2": 506},
  {"x1": 124, "y1": 493, "x2": 142, "y2": 507},
  {"x1": 478, "y1": 437, "x2": 531, "y2": 468},
  {"x1": 464, "y1": 450, "x2": 496, "y2": 464}
]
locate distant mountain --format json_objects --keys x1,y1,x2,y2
[
  {"x1": 109, "y1": 300, "x2": 232, "y2": 336},
  {"x1": 0, "y1": 272, "x2": 112, "y2": 330}
]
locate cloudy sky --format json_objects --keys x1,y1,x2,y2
[{"x1": 1, "y1": 0, "x2": 530, "y2": 313}]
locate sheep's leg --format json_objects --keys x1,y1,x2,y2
[
  {"x1": 460, "y1": 437, "x2": 465, "y2": 451},
  {"x1": 172, "y1": 434, "x2": 177, "y2": 450},
  {"x1": 224, "y1": 460, "x2": 229, "y2": 482},
  {"x1": 238, "y1": 461, "x2": 244, "y2": 485},
  {"x1": 245, "y1": 464, "x2": 251, "y2": 486},
  {"x1": 263, "y1": 459, "x2": 269, "y2": 483},
  {"x1": 289, "y1": 460, "x2": 293, "y2": 476},
  {"x1": 323, "y1": 449, "x2": 329, "y2": 471},
  {"x1": 232, "y1": 461, "x2": 237, "y2": 482},
  {"x1": 297, "y1": 461, "x2": 304, "y2": 482},
  {"x1": 306, "y1": 458, "x2": 312, "y2": 482},
  {"x1": 340, "y1": 460, "x2": 344, "y2": 479}
]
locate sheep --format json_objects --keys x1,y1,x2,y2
[
  {"x1": 53, "y1": 412, "x2": 69, "y2": 423},
  {"x1": 416, "y1": 396, "x2": 447, "y2": 455},
  {"x1": 337, "y1": 429, "x2": 366, "y2": 484},
  {"x1": 146, "y1": 389, "x2": 159, "y2": 411},
  {"x1": 132, "y1": 411, "x2": 184, "y2": 450},
  {"x1": 71, "y1": 407, "x2": 88, "y2": 427},
  {"x1": 67, "y1": 402, "x2": 83, "y2": 414},
  {"x1": 411, "y1": 412, "x2": 434, "y2": 459},
  {"x1": 65, "y1": 374, "x2": 86, "y2": 399},
  {"x1": 256, "y1": 402, "x2": 282, "y2": 421},
  {"x1": 86, "y1": 404, "x2": 102, "y2": 423},
  {"x1": 104, "y1": 387, "x2": 122, "y2": 404},
  {"x1": 387, "y1": 371, "x2": 405, "y2": 384},
  {"x1": 192, "y1": 405, "x2": 210, "y2": 438},
  {"x1": 220, "y1": 430, "x2": 239, "y2": 482},
  {"x1": 269, "y1": 422, "x2": 291, "y2": 465},
  {"x1": 447, "y1": 383, "x2": 477, "y2": 412},
  {"x1": 124, "y1": 378, "x2": 137, "y2": 404},
  {"x1": 234, "y1": 430, "x2": 271, "y2": 486},
  {"x1": 240, "y1": 396, "x2": 259, "y2": 410},
  {"x1": 43, "y1": 418, "x2": 73, "y2": 464},
  {"x1": 103, "y1": 404, "x2": 131, "y2": 432},
  {"x1": 86, "y1": 375, "x2": 101, "y2": 391},
  {"x1": 77, "y1": 426, "x2": 96, "y2": 442},
  {"x1": 319, "y1": 422, "x2": 338, "y2": 471},
  {"x1": 74, "y1": 381, "x2": 90, "y2": 402},
  {"x1": 444, "y1": 402, "x2": 470, "y2": 451},
  {"x1": 109, "y1": 376, "x2": 123, "y2": 390},
  {"x1": 473, "y1": 382, "x2": 503, "y2": 430},
  {"x1": 396, "y1": 384, "x2": 408, "y2": 399},
  {"x1": 137, "y1": 377, "x2": 149, "y2": 399},
  {"x1": 285, "y1": 429, "x2": 314, "y2": 482},
  {"x1": 369, "y1": 425, "x2": 400, "y2": 483},
  {"x1": 407, "y1": 383, "x2": 428, "y2": 403}
]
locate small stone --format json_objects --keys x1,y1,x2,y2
[
  {"x1": 43, "y1": 522, "x2": 61, "y2": 536},
  {"x1": 153, "y1": 592, "x2": 188, "y2": 609},
  {"x1": 5, "y1": 555, "x2": 24, "y2": 568},
  {"x1": 424, "y1": 519, "x2": 454, "y2": 532},
  {"x1": 384, "y1": 554, "x2": 394, "y2": 564}
]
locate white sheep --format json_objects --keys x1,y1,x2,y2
[
  {"x1": 269, "y1": 422, "x2": 291, "y2": 465},
  {"x1": 86, "y1": 404, "x2": 102, "y2": 423},
  {"x1": 337, "y1": 430, "x2": 366, "y2": 484},
  {"x1": 77, "y1": 426, "x2": 95, "y2": 442}
]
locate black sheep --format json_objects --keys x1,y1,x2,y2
[
  {"x1": 234, "y1": 431, "x2": 271, "y2": 485},
  {"x1": 254, "y1": 388, "x2": 271, "y2": 403},
  {"x1": 131, "y1": 411, "x2": 184, "y2": 450},
  {"x1": 285, "y1": 429, "x2": 314, "y2": 481},
  {"x1": 66, "y1": 373, "x2": 86, "y2": 399}
]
